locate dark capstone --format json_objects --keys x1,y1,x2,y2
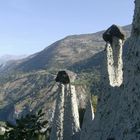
[
  {"x1": 55, "y1": 71, "x2": 70, "y2": 84},
  {"x1": 107, "y1": 138, "x2": 115, "y2": 140},
  {"x1": 103, "y1": 24, "x2": 125, "y2": 44}
]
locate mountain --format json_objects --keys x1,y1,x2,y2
[
  {"x1": 0, "y1": 55, "x2": 27, "y2": 64},
  {"x1": 0, "y1": 55, "x2": 28, "y2": 72},
  {"x1": 15, "y1": 25, "x2": 131, "y2": 72},
  {"x1": 0, "y1": 24, "x2": 131, "y2": 124},
  {"x1": 0, "y1": 25, "x2": 131, "y2": 74}
]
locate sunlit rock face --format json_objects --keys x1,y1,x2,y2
[
  {"x1": 50, "y1": 84, "x2": 65, "y2": 140},
  {"x1": 50, "y1": 70, "x2": 80, "y2": 140},
  {"x1": 63, "y1": 84, "x2": 80, "y2": 140}
]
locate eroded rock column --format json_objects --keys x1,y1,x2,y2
[
  {"x1": 103, "y1": 25, "x2": 125, "y2": 87},
  {"x1": 63, "y1": 84, "x2": 80, "y2": 140},
  {"x1": 83, "y1": 25, "x2": 125, "y2": 140},
  {"x1": 50, "y1": 84, "x2": 65, "y2": 140},
  {"x1": 50, "y1": 70, "x2": 80, "y2": 140}
]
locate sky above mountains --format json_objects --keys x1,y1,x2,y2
[{"x1": 0, "y1": 0, "x2": 134, "y2": 56}]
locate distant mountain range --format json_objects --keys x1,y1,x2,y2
[
  {"x1": 0, "y1": 54, "x2": 28, "y2": 65},
  {"x1": 0, "y1": 24, "x2": 132, "y2": 124}
]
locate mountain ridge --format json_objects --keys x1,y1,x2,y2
[{"x1": 2, "y1": 24, "x2": 131, "y2": 73}]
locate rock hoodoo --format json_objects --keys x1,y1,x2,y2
[
  {"x1": 103, "y1": 24, "x2": 125, "y2": 87},
  {"x1": 50, "y1": 70, "x2": 80, "y2": 140},
  {"x1": 83, "y1": 24, "x2": 125, "y2": 140}
]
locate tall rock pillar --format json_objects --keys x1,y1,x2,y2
[
  {"x1": 50, "y1": 70, "x2": 80, "y2": 140},
  {"x1": 50, "y1": 83, "x2": 65, "y2": 140},
  {"x1": 63, "y1": 83, "x2": 80, "y2": 140},
  {"x1": 84, "y1": 25, "x2": 125, "y2": 140},
  {"x1": 103, "y1": 24, "x2": 125, "y2": 87}
]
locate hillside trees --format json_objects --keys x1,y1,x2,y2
[{"x1": 4, "y1": 109, "x2": 48, "y2": 140}]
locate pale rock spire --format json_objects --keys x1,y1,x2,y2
[
  {"x1": 63, "y1": 84, "x2": 80, "y2": 140},
  {"x1": 50, "y1": 84, "x2": 65, "y2": 140},
  {"x1": 50, "y1": 70, "x2": 80, "y2": 140},
  {"x1": 103, "y1": 25, "x2": 124, "y2": 87},
  {"x1": 84, "y1": 25, "x2": 125, "y2": 140}
]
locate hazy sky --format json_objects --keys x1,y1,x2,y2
[{"x1": 0, "y1": 0, "x2": 134, "y2": 56}]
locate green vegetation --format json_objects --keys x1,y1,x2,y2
[
  {"x1": 4, "y1": 109, "x2": 48, "y2": 140},
  {"x1": 91, "y1": 95, "x2": 98, "y2": 113},
  {"x1": 0, "y1": 70, "x2": 55, "y2": 108}
]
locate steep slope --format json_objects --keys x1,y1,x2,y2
[{"x1": 17, "y1": 35, "x2": 104, "y2": 71}]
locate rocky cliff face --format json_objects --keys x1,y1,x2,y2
[{"x1": 85, "y1": 0, "x2": 140, "y2": 140}]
